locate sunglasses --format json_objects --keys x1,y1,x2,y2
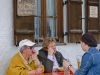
[
  {"x1": 23, "y1": 45, "x2": 34, "y2": 50},
  {"x1": 29, "y1": 46, "x2": 34, "y2": 49}
]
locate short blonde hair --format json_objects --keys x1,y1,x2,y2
[{"x1": 42, "y1": 37, "x2": 56, "y2": 50}]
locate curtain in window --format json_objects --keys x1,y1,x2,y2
[
  {"x1": 46, "y1": 0, "x2": 56, "y2": 37},
  {"x1": 34, "y1": 0, "x2": 41, "y2": 39}
]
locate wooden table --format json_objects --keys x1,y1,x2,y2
[
  {"x1": 42, "y1": 72, "x2": 73, "y2": 75},
  {"x1": 43, "y1": 72, "x2": 64, "y2": 75}
]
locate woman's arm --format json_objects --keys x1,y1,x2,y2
[{"x1": 75, "y1": 53, "x2": 93, "y2": 75}]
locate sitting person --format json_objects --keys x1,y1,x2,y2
[
  {"x1": 64, "y1": 33, "x2": 100, "y2": 75},
  {"x1": 6, "y1": 39, "x2": 44, "y2": 75},
  {"x1": 38, "y1": 37, "x2": 66, "y2": 73}
]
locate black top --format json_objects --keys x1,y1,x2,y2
[{"x1": 38, "y1": 48, "x2": 64, "y2": 73}]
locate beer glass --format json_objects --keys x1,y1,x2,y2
[{"x1": 76, "y1": 55, "x2": 82, "y2": 69}]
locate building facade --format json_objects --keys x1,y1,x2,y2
[{"x1": 0, "y1": 0, "x2": 100, "y2": 75}]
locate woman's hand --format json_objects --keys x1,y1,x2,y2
[{"x1": 48, "y1": 47, "x2": 55, "y2": 55}]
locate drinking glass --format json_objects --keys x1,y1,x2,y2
[{"x1": 76, "y1": 55, "x2": 82, "y2": 69}]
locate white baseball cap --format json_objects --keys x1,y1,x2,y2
[{"x1": 19, "y1": 39, "x2": 36, "y2": 49}]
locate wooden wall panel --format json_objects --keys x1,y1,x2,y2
[
  {"x1": 86, "y1": 0, "x2": 100, "y2": 43},
  {"x1": 41, "y1": 0, "x2": 46, "y2": 38},
  {"x1": 67, "y1": 0, "x2": 82, "y2": 43},
  {"x1": 56, "y1": 0, "x2": 64, "y2": 43},
  {"x1": 14, "y1": 0, "x2": 34, "y2": 46}
]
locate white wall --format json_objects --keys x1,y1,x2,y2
[
  {"x1": 0, "y1": 0, "x2": 13, "y2": 49},
  {"x1": 0, "y1": 0, "x2": 14, "y2": 75},
  {"x1": 0, "y1": 0, "x2": 100, "y2": 75}
]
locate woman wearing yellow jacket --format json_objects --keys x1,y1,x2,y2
[{"x1": 6, "y1": 39, "x2": 44, "y2": 75}]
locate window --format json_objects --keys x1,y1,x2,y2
[{"x1": 14, "y1": 0, "x2": 64, "y2": 46}]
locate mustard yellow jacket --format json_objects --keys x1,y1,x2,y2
[{"x1": 6, "y1": 52, "x2": 44, "y2": 75}]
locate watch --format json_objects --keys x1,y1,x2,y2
[{"x1": 68, "y1": 64, "x2": 72, "y2": 69}]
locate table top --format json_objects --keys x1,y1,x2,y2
[
  {"x1": 43, "y1": 72, "x2": 64, "y2": 75},
  {"x1": 42, "y1": 71, "x2": 73, "y2": 75}
]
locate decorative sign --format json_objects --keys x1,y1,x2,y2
[
  {"x1": 89, "y1": 6, "x2": 98, "y2": 18},
  {"x1": 17, "y1": 0, "x2": 37, "y2": 16}
]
